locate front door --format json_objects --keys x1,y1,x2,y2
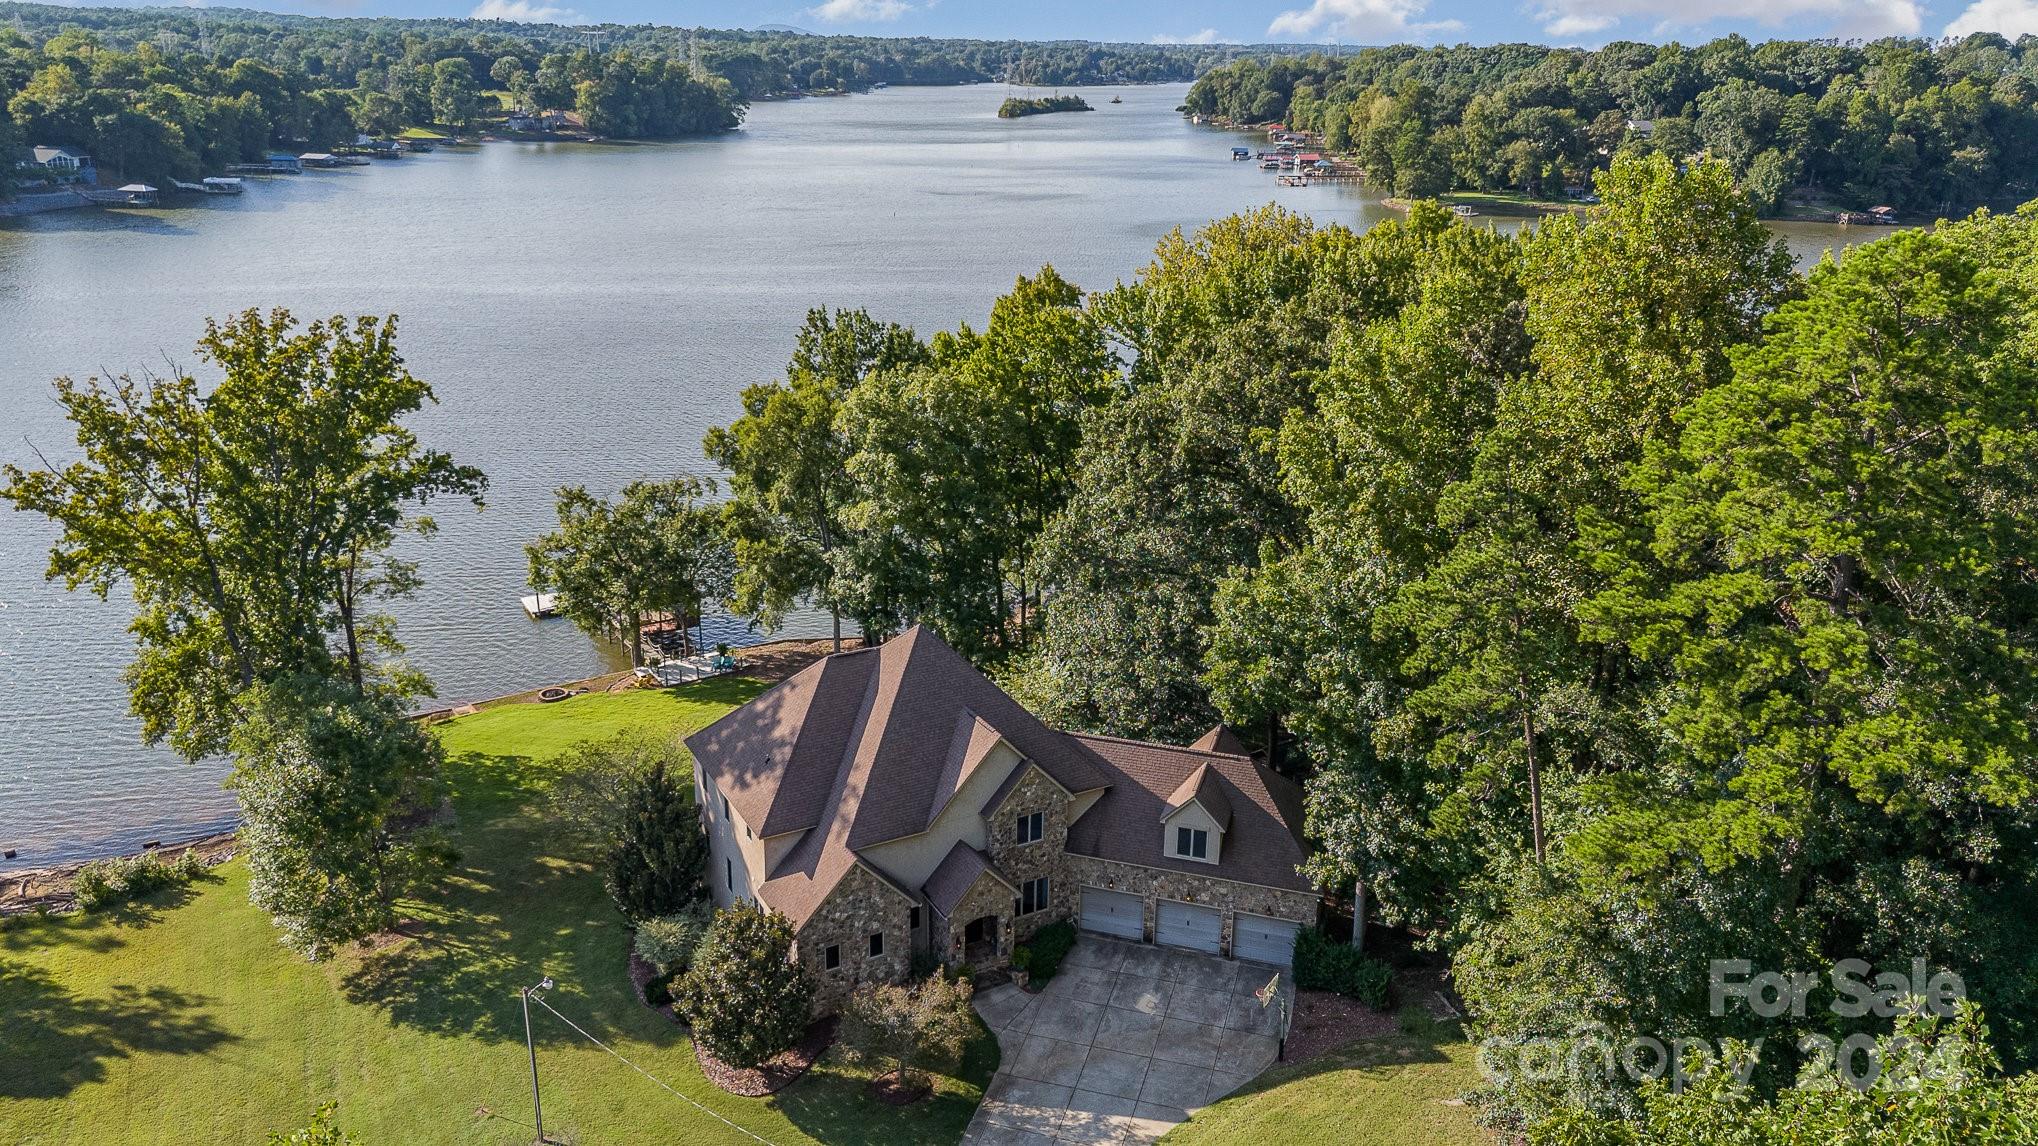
[{"x1": 962, "y1": 914, "x2": 998, "y2": 963}]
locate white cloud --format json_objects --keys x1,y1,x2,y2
[
  {"x1": 805, "y1": 0, "x2": 914, "y2": 22},
  {"x1": 1154, "y1": 28, "x2": 1227, "y2": 44},
  {"x1": 1529, "y1": 0, "x2": 1920, "y2": 41},
  {"x1": 1266, "y1": 0, "x2": 1463, "y2": 42},
  {"x1": 469, "y1": 0, "x2": 583, "y2": 22},
  {"x1": 1945, "y1": 0, "x2": 2038, "y2": 37}
]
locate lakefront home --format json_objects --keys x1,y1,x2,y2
[{"x1": 685, "y1": 625, "x2": 1320, "y2": 1010}]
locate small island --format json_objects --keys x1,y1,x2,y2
[{"x1": 998, "y1": 95, "x2": 1093, "y2": 119}]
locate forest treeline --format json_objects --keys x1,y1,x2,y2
[
  {"x1": 704, "y1": 156, "x2": 2038, "y2": 1135},
  {"x1": 1185, "y1": 35, "x2": 2038, "y2": 215},
  {"x1": 0, "y1": 0, "x2": 1267, "y2": 188}
]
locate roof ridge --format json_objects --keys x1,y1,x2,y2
[{"x1": 1068, "y1": 730, "x2": 1254, "y2": 762}]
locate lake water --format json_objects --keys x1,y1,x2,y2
[{"x1": 0, "y1": 83, "x2": 1872, "y2": 869}]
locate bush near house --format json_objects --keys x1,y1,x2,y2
[
  {"x1": 71, "y1": 850, "x2": 208, "y2": 911},
  {"x1": 677, "y1": 902, "x2": 815, "y2": 1068},
  {"x1": 1013, "y1": 920, "x2": 1077, "y2": 984},
  {"x1": 1294, "y1": 929, "x2": 1392, "y2": 1008},
  {"x1": 634, "y1": 904, "x2": 714, "y2": 1006},
  {"x1": 603, "y1": 759, "x2": 708, "y2": 922}
]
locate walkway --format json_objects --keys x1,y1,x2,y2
[{"x1": 963, "y1": 935, "x2": 1290, "y2": 1145}]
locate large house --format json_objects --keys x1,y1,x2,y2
[{"x1": 686, "y1": 625, "x2": 1320, "y2": 1009}]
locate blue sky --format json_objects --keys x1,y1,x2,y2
[{"x1": 273, "y1": 0, "x2": 2038, "y2": 45}]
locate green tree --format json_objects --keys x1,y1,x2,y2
[
  {"x1": 704, "y1": 308, "x2": 926, "y2": 648},
  {"x1": 677, "y1": 903, "x2": 815, "y2": 1068},
  {"x1": 602, "y1": 758, "x2": 708, "y2": 922},
  {"x1": 545, "y1": 731, "x2": 684, "y2": 844},
  {"x1": 229, "y1": 674, "x2": 454, "y2": 960},
  {"x1": 838, "y1": 974, "x2": 978, "y2": 1089},
  {"x1": 2, "y1": 309, "x2": 485, "y2": 760},
  {"x1": 834, "y1": 267, "x2": 1114, "y2": 660},
  {"x1": 429, "y1": 57, "x2": 480, "y2": 130},
  {"x1": 526, "y1": 476, "x2": 730, "y2": 668}
]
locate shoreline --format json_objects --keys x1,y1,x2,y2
[{"x1": 0, "y1": 634, "x2": 852, "y2": 909}]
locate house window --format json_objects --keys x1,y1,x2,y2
[
  {"x1": 869, "y1": 932, "x2": 885, "y2": 957},
  {"x1": 1016, "y1": 811, "x2": 1043, "y2": 844},
  {"x1": 721, "y1": 794, "x2": 730, "y2": 820},
  {"x1": 909, "y1": 906, "x2": 921, "y2": 930},
  {"x1": 726, "y1": 858, "x2": 734, "y2": 891},
  {"x1": 1175, "y1": 826, "x2": 1209, "y2": 860},
  {"x1": 1019, "y1": 876, "x2": 1050, "y2": 916},
  {"x1": 824, "y1": 944, "x2": 841, "y2": 970}
]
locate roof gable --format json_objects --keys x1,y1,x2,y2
[{"x1": 1162, "y1": 763, "x2": 1233, "y2": 830}]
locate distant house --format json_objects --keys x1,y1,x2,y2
[
  {"x1": 505, "y1": 112, "x2": 541, "y2": 132},
  {"x1": 1627, "y1": 119, "x2": 1655, "y2": 139},
  {"x1": 22, "y1": 146, "x2": 96, "y2": 185},
  {"x1": 687, "y1": 626, "x2": 1321, "y2": 1012}
]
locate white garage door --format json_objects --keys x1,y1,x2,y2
[
  {"x1": 1233, "y1": 913, "x2": 1301, "y2": 967},
  {"x1": 1080, "y1": 887, "x2": 1144, "y2": 941},
  {"x1": 1155, "y1": 900, "x2": 1222, "y2": 955}
]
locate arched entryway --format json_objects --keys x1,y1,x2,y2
[{"x1": 962, "y1": 914, "x2": 999, "y2": 965}]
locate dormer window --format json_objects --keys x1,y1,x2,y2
[
  {"x1": 1174, "y1": 826, "x2": 1208, "y2": 860},
  {"x1": 1016, "y1": 811, "x2": 1043, "y2": 845}
]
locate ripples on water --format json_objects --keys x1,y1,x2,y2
[{"x1": 0, "y1": 83, "x2": 1871, "y2": 868}]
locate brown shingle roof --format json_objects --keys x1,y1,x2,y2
[
  {"x1": 922, "y1": 841, "x2": 1013, "y2": 919},
  {"x1": 684, "y1": 645, "x2": 879, "y2": 838},
  {"x1": 1190, "y1": 724, "x2": 1251, "y2": 756},
  {"x1": 687, "y1": 625, "x2": 1110, "y2": 926},
  {"x1": 1163, "y1": 763, "x2": 1233, "y2": 830},
  {"x1": 1066, "y1": 733, "x2": 1312, "y2": 894}
]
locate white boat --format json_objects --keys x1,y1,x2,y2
[
  {"x1": 202, "y1": 177, "x2": 244, "y2": 194},
  {"x1": 1450, "y1": 204, "x2": 1479, "y2": 217},
  {"x1": 520, "y1": 592, "x2": 559, "y2": 618}
]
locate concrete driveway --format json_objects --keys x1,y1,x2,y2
[{"x1": 962, "y1": 935, "x2": 1290, "y2": 1145}]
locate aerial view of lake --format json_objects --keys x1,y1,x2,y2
[{"x1": 0, "y1": 82, "x2": 1873, "y2": 869}]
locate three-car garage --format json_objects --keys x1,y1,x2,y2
[{"x1": 1078, "y1": 885, "x2": 1302, "y2": 966}]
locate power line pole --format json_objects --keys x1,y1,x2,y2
[{"x1": 522, "y1": 977, "x2": 555, "y2": 1145}]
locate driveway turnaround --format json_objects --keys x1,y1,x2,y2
[{"x1": 962, "y1": 935, "x2": 1290, "y2": 1145}]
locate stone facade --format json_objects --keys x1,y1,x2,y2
[
  {"x1": 792, "y1": 861, "x2": 917, "y2": 1013},
  {"x1": 935, "y1": 867, "x2": 1018, "y2": 970},
  {"x1": 1064, "y1": 854, "x2": 1319, "y2": 958},
  {"x1": 983, "y1": 763, "x2": 1074, "y2": 945}
]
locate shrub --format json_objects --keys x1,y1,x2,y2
[
  {"x1": 603, "y1": 759, "x2": 708, "y2": 923},
  {"x1": 266, "y1": 1101, "x2": 355, "y2": 1145},
  {"x1": 838, "y1": 973, "x2": 978, "y2": 1088},
  {"x1": 1024, "y1": 920, "x2": 1077, "y2": 982},
  {"x1": 1011, "y1": 946, "x2": 1033, "y2": 973},
  {"x1": 677, "y1": 903, "x2": 815, "y2": 1068},
  {"x1": 634, "y1": 905, "x2": 712, "y2": 974},
  {"x1": 1294, "y1": 929, "x2": 1392, "y2": 1007},
  {"x1": 72, "y1": 850, "x2": 208, "y2": 911}
]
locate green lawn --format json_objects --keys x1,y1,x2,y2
[
  {"x1": 1163, "y1": 1030, "x2": 1493, "y2": 1145},
  {"x1": 0, "y1": 681, "x2": 996, "y2": 1145}
]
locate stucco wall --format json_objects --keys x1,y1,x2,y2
[
  {"x1": 1159, "y1": 800, "x2": 1226, "y2": 866},
  {"x1": 1065, "y1": 854, "x2": 1318, "y2": 956},
  {"x1": 700, "y1": 771, "x2": 757, "y2": 908},
  {"x1": 857, "y1": 738, "x2": 1019, "y2": 892}
]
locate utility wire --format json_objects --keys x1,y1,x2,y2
[{"x1": 526, "y1": 992, "x2": 781, "y2": 1146}]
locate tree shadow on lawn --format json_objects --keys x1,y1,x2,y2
[
  {"x1": 0, "y1": 956, "x2": 235, "y2": 1099},
  {"x1": 1, "y1": 872, "x2": 225, "y2": 959},
  {"x1": 339, "y1": 753, "x2": 628, "y2": 1043},
  {"x1": 769, "y1": 1012, "x2": 1001, "y2": 1146}
]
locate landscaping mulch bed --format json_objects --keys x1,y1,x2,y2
[
  {"x1": 695, "y1": 1017, "x2": 837, "y2": 1097},
  {"x1": 628, "y1": 952, "x2": 683, "y2": 1024},
  {"x1": 1282, "y1": 989, "x2": 1401, "y2": 1066},
  {"x1": 867, "y1": 1071, "x2": 933, "y2": 1106}
]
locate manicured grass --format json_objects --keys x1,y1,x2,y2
[
  {"x1": 1163, "y1": 1029, "x2": 1494, "y2": 1145},
  {"x1": 0, "y1": 681, "x2": 997, "y2": 1145}
]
